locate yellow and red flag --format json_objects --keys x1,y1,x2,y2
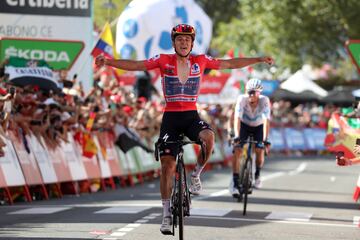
[{"x1": 91, "y1": 22, "x2": 123, "y2": 79}]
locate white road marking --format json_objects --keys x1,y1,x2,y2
[
  {"x1": 288, "y1": 162, "x2": 307, "y2": 175},
  {"x1": 265, "y1": 211, "x2": 312, "y2": 222},
  {"x1": 95, "y1": 206, "x2": 150, "y2": 214},
  {"x1": 110, "y1": 232, "x2": 126, "y2": 237},
  {"x1": 8, "y1": 207, "x2": 71, "y2": 214},
  {"x1": 260, "y1": 172, "x2": 286, "y2": 181},
  {"x1": 190, "y1": 207, "x2": 232, "y2": 217},
  {"x1": 196, "y1": 162, "x2": 308, "y2": 201},
  {"x1": 135, "y1": 219, "x2": 149, "y2": 223},
  {"x1": 195, "y1": 189, "x2": 229, "y2": 200},
  {"x1": 106, "y1": 213, "x2": 159, "y2": 239},
  {"x1": 353, "y1": 216, "x2": 360, "y2": 225},
  {"x1": 191, "y1": 215, "x2": 357, "y2": 228},
  {"x1": 116, "y1": 227, "x2": 134, "y2": 232},
  {"x1": 126, "y1": 223, "x2": 141, "y2": 228}
]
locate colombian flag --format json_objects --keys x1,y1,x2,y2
[{"x1": 91, "y1": 22, "x2": 123, "y2": 77}]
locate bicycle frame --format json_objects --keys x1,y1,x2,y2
[
  {"x1": 171, "y1": 148, "x2": 190, "y2": 239},
  {"x1": 155, "y1": 137, "x2": 205, "y2": 240},
  {"x1": 233, "y1": 135, "x2": 258, "y2": 215}
]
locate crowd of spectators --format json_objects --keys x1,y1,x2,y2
[
  {"x1": 270, "y1": 100, "x2": 338, "y2": 129},
  {"x1": 0, "y1": 57, "x2": 355, "y2": 158}
]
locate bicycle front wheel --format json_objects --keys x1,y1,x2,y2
[
  {"x1": 242, "y1": 158, "x2": 251, "y2": 216},
  {"x1": 177, "y1": 162, "x2": 184, "y2": 240}
]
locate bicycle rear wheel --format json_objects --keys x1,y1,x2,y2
[
  {"x1": 177, "y1": 162, "x2": 184, "y2": 240},
  {"x1": 242, "y1": 158, "x2": 251, "y2": 216}
]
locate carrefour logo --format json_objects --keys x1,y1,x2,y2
[
  {"x1": 0, "y1": 0, "x2": 92, "y2": 17},
  {"x1": 0, "y1": 38, "x2": 84, "y2": 70}
]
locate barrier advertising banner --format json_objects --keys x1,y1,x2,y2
[
  {"x1": 0, "y1": 0, "x2": 93, "y2": 92},
  {"x1": 8, "y1": 132, "x2": 43, "y2": 186},
  {"x1": 27, "y1": 135, "x2": 58, "y2": 184},
  {"x1": 0, "y1": 135, "x2": 26, "y2": 187}
]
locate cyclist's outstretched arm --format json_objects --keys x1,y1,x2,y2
[
  {"x1": 95, "y1": 55, "x2": 147, "y2": 71},
  {"x1": 218, "y1": 56, "x2": 274, "y2": 70}
]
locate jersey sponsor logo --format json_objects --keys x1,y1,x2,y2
[
  {"x1": 164, "y1": 68, "x2": 174, "y2": 75},
  {"x1": 205, "y1": 55, "x2": 214, "y2": 61},
  {"x1": 149, "y1": 54, "x2": 160, "y2": 61},
  {"x1": 166, "y1": 97, "x2": 196, "y2": 102},
  {"x1": 191, "y1": 63, "x2": 200, "y2": 74},
  {"x1": 165, "y1": 63, "x2": 175, "y2": 68},
  {"x1": 164, "y1": 76, "x2": 200, "y2": 96},
  {"x1": 162, "y1": 133, "x2": 169, "y2": 142}
]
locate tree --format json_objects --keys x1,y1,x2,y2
[
  {"x1": 93, "y1": 0, "x2": 131, "y2": 29},
  {"x1": 195, "y1": 0, "x2": 240, "y2": 35},
  {"x1": 208, "y1": 0, "x2": 360, "y2": 73}
]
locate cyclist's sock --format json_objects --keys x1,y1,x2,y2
[
  {"x1": 255, "y1": 166, "x2": 261, "y2": 179},
  {"x1": 233, "y1": 173, "x2": 240, "y2": 186},
  {"x1": 191, "y1": 163, "x2": 204, "y2": 178},
  {"x1": 162, "y1": 199, "x2": 171, "y2": 217}
]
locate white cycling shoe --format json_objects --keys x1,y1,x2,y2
[
  {"x1": 229, "y1": 179, "x2": 240, "y2": 197},
  {"x1": 254, "y1": 178, "x2": 262, "y2": 189},
  {"x1": 189, "y1": 175, "x2": 202, "y2": 195},
  {"x1": 160, "y1": 216, "x2": 172, "y2": 235}
]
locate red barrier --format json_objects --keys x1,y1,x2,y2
[
  {"x1": 96, "y1": 131, "x2": 123, "y2": 177},
  {"x1": 48, "y1": 148, "x2": 73, "y2": 183},
  {"x1": 8, "y1": 132, "x2": 48, "y2": 200},
  {"x1": 353, "y1": 175, "x2": 360, "y2": 202},
  {"x1": 9, "y1": 132, "x2": 43, "y2": 185}
]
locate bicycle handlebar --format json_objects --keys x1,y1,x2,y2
[
  {"x1": 232, "y1": 137, "x2": 271, "y2": 147},
  {"x1": 154, "y1": 138, "x2": 206, "y2": 162}
]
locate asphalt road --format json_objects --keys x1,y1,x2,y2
[{"x1": 0, "y1": 155, "x2": 359, "y2": 240}]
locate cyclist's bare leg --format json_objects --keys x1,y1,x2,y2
[
  {"x1": 197, "y1": 129, "x2": 215, "y2": 165},
  {"x1": 159, "y1": 155, "x2": 176, "y2": 234},
  {"x1": 189, "y1": 129, "x2": 214, "y2": 195},
  {"x1": 254, "y1": 148, "x2": 264, "y2": 188},
  {"x1": 232, "y1": 147, "x2": 243, "y2": 175},
  {"x1": 230, "y1": 147, "x2": 243, "y2": 196},
  {"x1": 255, "y1": 148, "x2": 264, "y2": 169},
  {"x1": 160, "y1": 155, "x2": 176, "y2": 216}
]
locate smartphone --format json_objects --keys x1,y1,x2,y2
[
  {"x1": 336, "y1": 151, "x2": 344, "y2": 158},
  {"x1": 9, "y1": 86, "x2": 16, "y2": 96},
  {"x1": 30, "y1": 120, "x2": 42, "y2": 126},
  {"x1": 356, "y1": 138, "x2": 360, "y2": 145}
]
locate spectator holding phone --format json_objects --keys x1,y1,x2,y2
[{"x1": 336, "y1": 138, "x2": 360, "y2": 166}]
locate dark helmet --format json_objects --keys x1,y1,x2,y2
[{"x1": 171, "y1": 24, "x2": 195, "y2": 42}]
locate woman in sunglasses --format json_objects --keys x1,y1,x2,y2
[{"x1": 95, "y1": 24, "x2": 274, "y2": 234}]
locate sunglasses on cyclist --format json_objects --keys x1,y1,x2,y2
[{"x1": 247, "y1": 90, "x2": 258, "y2": 96}]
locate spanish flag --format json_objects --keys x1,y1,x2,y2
[{"x1": 91, "y1": 22, "x2": 123, "y2": 77}]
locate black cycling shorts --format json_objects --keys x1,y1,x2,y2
[
  {"x1": 157, "y1": 110, "x2": 213, "y2": 157},
  {"x1": 237, "y1": 122, "x2": 264, "y2": 149}
]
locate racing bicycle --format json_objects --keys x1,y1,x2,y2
[
  {"x1": 155, "y1": 135, "x2": 205, "y2": 240},
  {"x1": 233, "y1": 135, "x2": 269, "y2": 215}
]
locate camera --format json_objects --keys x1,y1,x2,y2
[
  {"x1": 9, "y1": 86, "x2": 16, "y2": 96},
  {"x1": 336, "y1": 151, "x2": 344, "y2": 158}
]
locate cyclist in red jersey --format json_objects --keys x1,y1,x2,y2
[{"x1": 95, "y1": 23, "x2": 274, "y2": 234}]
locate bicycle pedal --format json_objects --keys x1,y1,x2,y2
[
  {"x1": 160, "y1": 230, "x2": 173, "y2": 236},
  {"x1": 232, "y1": 193, "x2": 240, "y2": 198}
]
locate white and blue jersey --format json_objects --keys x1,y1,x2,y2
[{"x1": 234, "y1": 94, "x2": 271, "y2": 127}]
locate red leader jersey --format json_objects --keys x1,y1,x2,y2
[{"x1": 144, "y1": 54, "x2": 220, "y2": 112}]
